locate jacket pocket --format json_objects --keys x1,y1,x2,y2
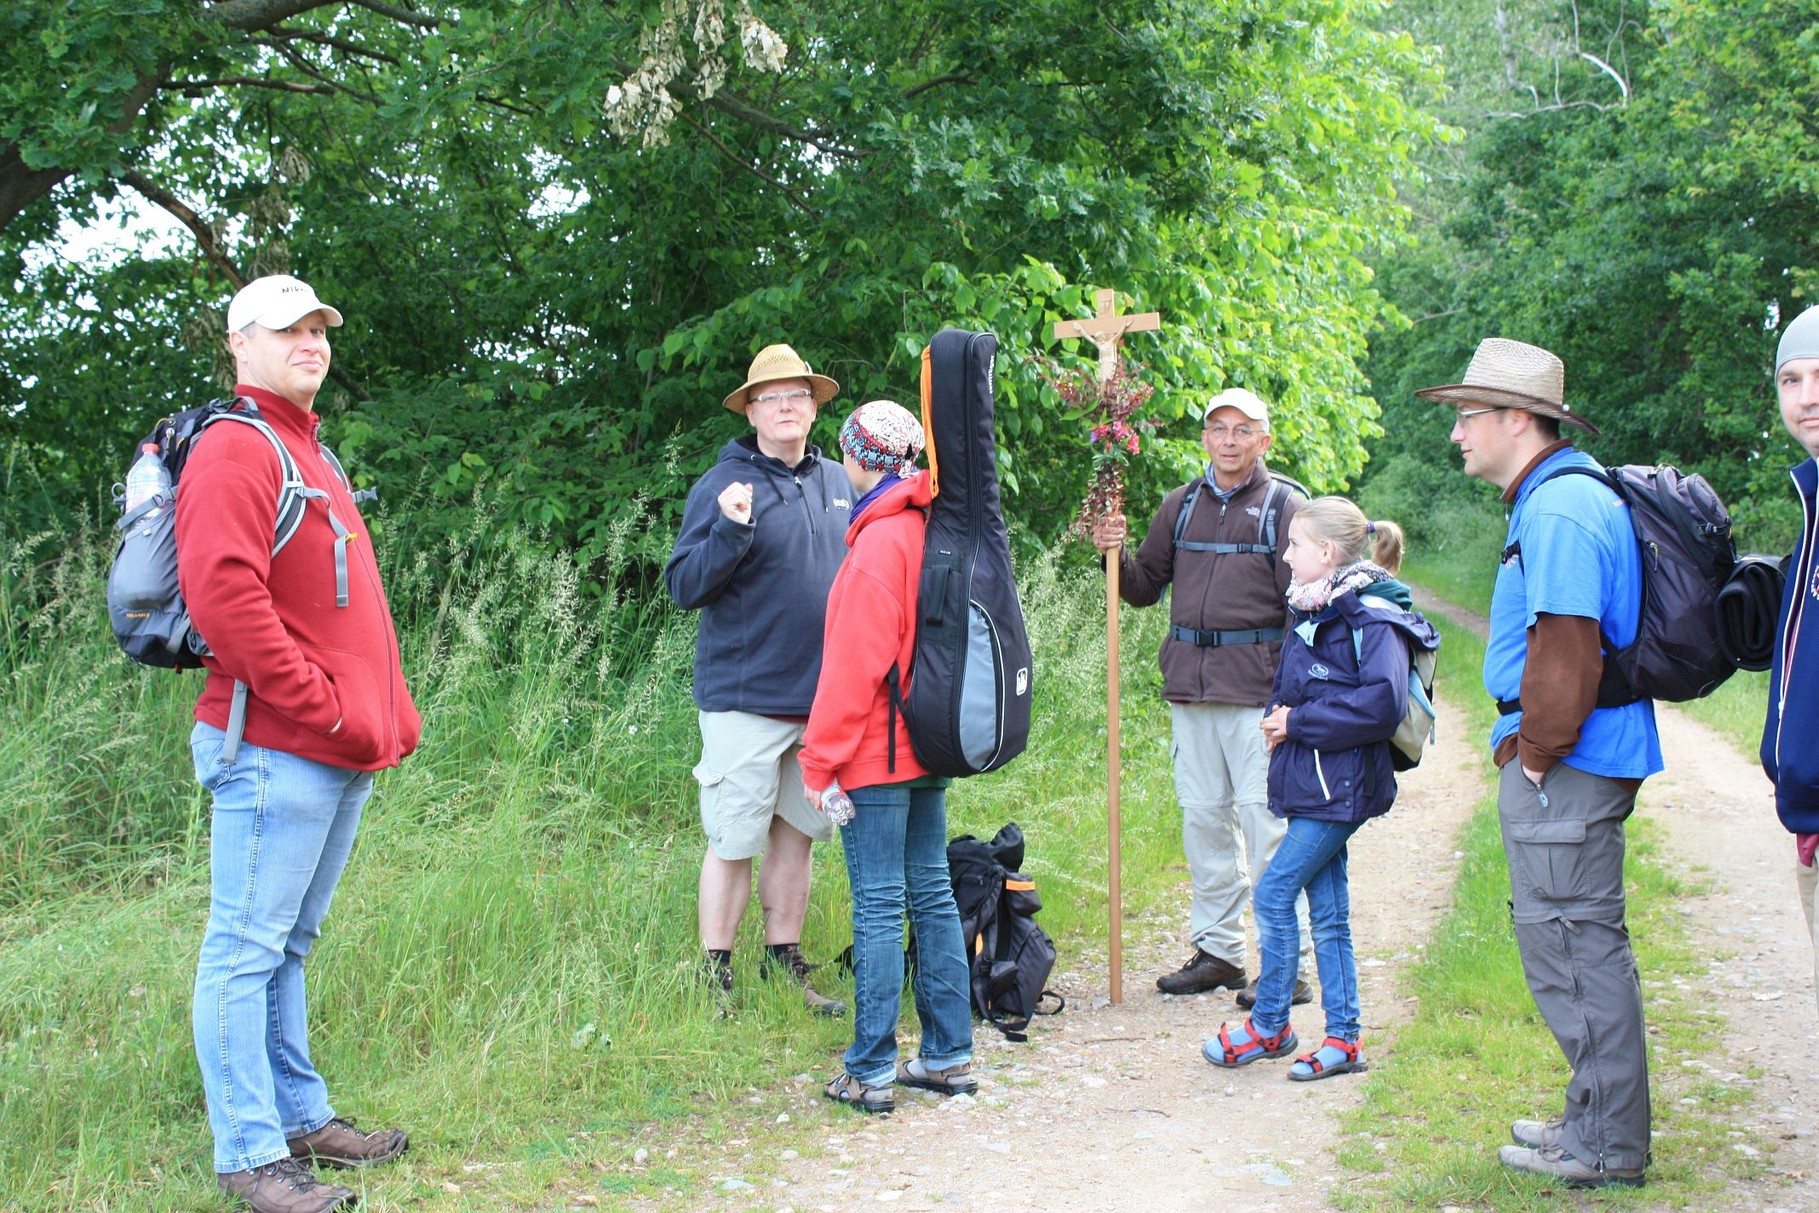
[{"x1": 306, "y1": 643, "x2": 388, "y2": 765}]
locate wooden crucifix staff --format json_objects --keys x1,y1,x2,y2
[{"x1": 1053, "y1": 288, "x2": 1161, "y2": 1005}]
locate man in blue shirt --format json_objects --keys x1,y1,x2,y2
[{"x1": 1419, "y1": 338, "x2": 1660, "y2": 1189}]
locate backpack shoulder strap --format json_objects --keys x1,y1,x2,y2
[
  {"x1": 1498, "y1": 463, "x2": 1618, "y2": 565},
  {"x1": 318, "y1": 444, "x2": 378, "y2": 505},
  {"x1": 195, "y1": 410, "x2": 309, "y2": 557},
  {"x1": 1173, "y1": 476, "x2": 1278, "y2": 557}
]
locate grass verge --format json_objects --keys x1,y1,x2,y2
[{"x1": 1331, "y1": 602, "x2": 1777, "y2": 1209}]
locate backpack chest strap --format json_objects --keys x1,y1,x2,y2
[{"x1": 295, "y1": 487, "x2": 355, "y2": 608}]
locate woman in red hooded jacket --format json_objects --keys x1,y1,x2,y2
[{"x1": 800, "y1": 400, "x2": 976, "y2": 1115}]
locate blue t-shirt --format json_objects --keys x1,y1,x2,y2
[{"x1": 1483, "y1": 447, "x2": 1664, "y2": 780}]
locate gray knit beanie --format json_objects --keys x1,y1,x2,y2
[{"x1": 1777, "y1": 305, "x2": 1819, "y2": 373}]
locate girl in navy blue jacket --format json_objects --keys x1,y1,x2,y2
[{"x1": 1203, "y1": 497, "x2": 1438, "y2": 1080}]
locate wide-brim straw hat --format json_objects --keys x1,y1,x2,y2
[
  {"x1": 1414, "y1": 337, "x2": 1599, "y2": 434},
  {"x1": 722, "y1": 343, "x2": 840, "y2": 414}
]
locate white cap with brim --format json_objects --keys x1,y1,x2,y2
[
  {"x1": 226, "y1": 275, "x2": 344, "y2": 333},
  {"x1": 1203, "y1": 387, "x2": 1269, "y2": 425},
  {"x1": 1777, "y1": 305, "x2": 1819, "y2": 373}
]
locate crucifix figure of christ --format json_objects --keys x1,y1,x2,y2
[{"x1": 1053, "y1": 288, "x2": 1161, "y2": 1005}]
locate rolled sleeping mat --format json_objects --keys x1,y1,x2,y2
[{"x1": 1715, "y1": 554, "x2": 1787, "y2": 673}]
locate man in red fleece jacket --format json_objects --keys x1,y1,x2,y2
[{"x1": 178, "y1": 275, "x2": 421, "y2": 1213}]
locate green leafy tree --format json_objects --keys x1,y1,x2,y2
[
  {"x1": 1367, "y1": 0, "x2": 1817, "y2": 550},
  {"x1": 2, "y1": 0, "x2": 1434, "y2": 570}
]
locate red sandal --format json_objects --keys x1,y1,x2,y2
[
  {"x1": 1201, "y1": 1017, "x2": 1299, "y2": 1068},
  {"x1": 1287, "y1": 1036, "x2": 1368, "y2": 1081}
]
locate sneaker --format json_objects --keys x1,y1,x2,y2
[
  {"x1": 1235, "y1": 978, "x2": 1314, "y2": 1009},
  {"x1": 762, "y1": 945, "x2": 847, "y2": 1017},
  {"x1": 824, "y1": 1070, "x2": 894, "y2": 1114},
  {"x1": 1498, "y1": 1143, "x2": 1644, "y2": 1189},
  {"x1": 1510, "y1": 1117, "x2": 1565, "y2": 1150},
  {"x1": 1156, "y1": 949, "x2": 1246, "y2": 996},
  {"x1": 218, "y1": 1157, "x2": 356, "y2": 1212},
  {"x1": 895, "y1": 1057, "x2": 978, "y2": 1096},
  {"x1": 288, "y1": 1117, "x2": 407, "y2": 1169}
]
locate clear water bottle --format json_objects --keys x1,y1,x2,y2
[
  {"x1": 819, "y1": 780, "x2": 855, "y2": 826},
  {"x1": 123, "y1": 443, "x2": 169, "y2": 514}
]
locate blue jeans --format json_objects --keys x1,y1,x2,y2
[
  {"x1": 1250, "y1": 816, "x2": 1364, "y2": 1042},
  {"x1": 840, "y1": 782, "x2": 974, "y2": 1086},
  {"x1": 190, "y1": 722, "x2": 374, "y2": 1173}
]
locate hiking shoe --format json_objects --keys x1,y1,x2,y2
[
  {"x1": 218, "y1": 1157, "x2": 356, "y2": 1212},
  {"x1": 895, "y1": 1057, "x2": 978, "y2": 1096},
  {"x1": 1156, "y1": 949, "x2": 1246, "y2": 995},
  {"x1": 288, "y1": 1118, "x2": 408, "y2": 1169},
  {"x1": 824, "y1": 1071, "x2": 894, "y2": 1114},
  {"x1": 1498, "y1": 1144, "x2": 1644, "y2": 1189},
  {"x1": 762, "y1": 945, "x2": 846, "y2": 1017},
  {"x1": 1510, "y1": 1117, "x2": 1566, "y2": 1150},
  {"x1": 1236, "y1": 978, "x2": 1314, "y2": 1009}
]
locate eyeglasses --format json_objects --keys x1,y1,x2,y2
[
  {"x1": 1206, "y1": 424, "x2": 1259, "y2": 440},
  {"x1": 1453, "y1": 406, "x2": 1504, "y2": 423},
  {"x1": 752, "y1": 388, "x2": 814, "y2": 407}
]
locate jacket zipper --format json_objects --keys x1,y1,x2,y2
[
  {"x1": 1777, "y1": 473, "x2": 1815, "y2": 772},
  {"x1": 794, "y1": 474, "x2": 816, "y2": 537},
  {"x1": 1313, "y1": 748, "x2": 1331, "y2": 800}
]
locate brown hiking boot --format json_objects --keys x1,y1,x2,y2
[
  {"x1": 218, "y1": 1157, "x2": 356, "y2": 1212},
  {"x1": 762, "y1": 944, "x2": 847, "y2": 1017},
  {"x1": 288, "y1": 1118, "x2": 408, "y2": 1169},
  {"x1": 1156, "y1": 949, "x2": 1246, "y2": 995},
  {"x1": 1236, "y1": 978, "x2": 1314, "y2": 1009}
]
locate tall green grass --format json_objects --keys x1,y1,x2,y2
[{"x1": 0, "y1": 505, "x2": 1184, "y2": 1210}]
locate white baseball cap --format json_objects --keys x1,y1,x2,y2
[
  {"x1": 225, "y1": 275, "x2": 344, "y2": 333},
  {"x1": 1203, "y1": 386, "x2": 1269, "y2": 425}
]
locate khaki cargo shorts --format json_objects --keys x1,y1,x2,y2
[{"x1": 693, "y1": 711, "x2": 835, "y2": 860}]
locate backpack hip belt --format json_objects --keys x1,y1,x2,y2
[{"x1": 1169, "y1": 624, "x2": 1285, "y2": 647}]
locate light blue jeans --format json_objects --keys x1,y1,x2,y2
[
  {"x1": 1249, "y1": 815, "x2": 1365, "y2": 1042},
  {"x1": 190, "y1": 722, "x2": 373, "y2": 1173},
  {"x1": 840, "y1": 782, "x2": 974, "y2": 1087}
]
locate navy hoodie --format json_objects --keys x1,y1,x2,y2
[
  {"x1": 665, "y1": 436, "x2": 854, "y2": 714},
  {"x1": 1267, "y1": 576, "x2": 1441, "y2": 824},
  {"x1": 1762, "y1": 457, "x2": 1819, "y2": 832}
]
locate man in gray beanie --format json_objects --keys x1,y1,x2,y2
[{"x1": 1761, "y1": 304, "x2": 1819, "y2": 1012}]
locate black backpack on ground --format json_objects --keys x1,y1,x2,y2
[
  {"x1": 1505, "y1": 462, "x2": 1737, "y2": 705},
  {"x1": 884, "y1": 328, "x2": 1033, "y2": 777},
  {"x1": 947, "y1": 823, "x2": 1063, "y2": 1042},
  {"x1": 106, "y1": 397, "x2": 371, "y2": 757}
]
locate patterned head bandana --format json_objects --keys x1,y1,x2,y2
[{"x1": 839, "y1": 399, "x2": 925, "y2": 474}]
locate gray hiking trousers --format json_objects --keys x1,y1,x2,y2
[{"x1": 1498, "y1": 760, "x2": 1651, "y2": 1174}]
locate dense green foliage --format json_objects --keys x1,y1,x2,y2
[
  {"x1": 1, "y1": 0, "x2": 1433, "y2": 569},
  {"x1": 1365, "y1": 0, "x2": 1818, "y2": 553}
]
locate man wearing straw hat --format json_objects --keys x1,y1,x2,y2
[
  {"x1": 666, "y1": 343, "x2": 854, "y2": 1016},
  {"x1": 1761, "y1": 305, "x2": 1819, "y2": 1012},
  {"x1": 1420, "y1": 337, "x2": 1659, "y2": 1189}
]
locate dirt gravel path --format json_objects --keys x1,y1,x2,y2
[
  {"x1": 768, "y1": 677, "x2": 1486, "y2": 1211},
  {"x1": 753, "y1": 591, "x2": 1819, "y2": 1212}
]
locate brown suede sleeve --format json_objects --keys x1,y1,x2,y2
[{"x1": 1512, "y1": 612, "x2": 1603, "y2": 774}]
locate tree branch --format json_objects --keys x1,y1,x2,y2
[
  {"x1": 119, "y1": 171, "x2": 241, "y2": 286},
  {"x1": 678, "y1": 111, "x2": 821, "y2": 220},
  {"x1": 902, "y1": 72, "x2": 972, "y2": 100},
  {"x1": 171, "y1": 76, "x2": 337, "y2": 95},
  {"x1": 255, "y1": 29, "x2": 402, "y2": 67},
  {"x1": 346, "y1": 0, "x2": 439, "y2": 30}
]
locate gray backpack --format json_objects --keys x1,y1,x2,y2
[{"x1": 107, "y1": 397, "x2": 370, "y2": 758}]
